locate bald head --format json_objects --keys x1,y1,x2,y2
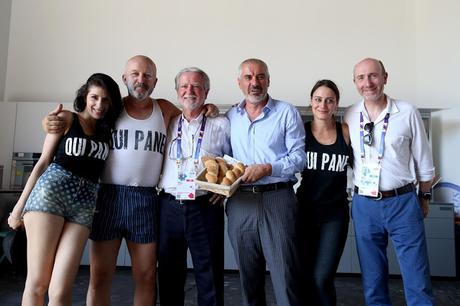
[
  {"x1": 124, "y1": 55, "x2": 157, "y2": 76},
  {"x1": 122, "y1": 55, "x2": 158, "y2": 100},
  {"x1": 353, "y1": 58, "x2": 386, "y2": 79}
]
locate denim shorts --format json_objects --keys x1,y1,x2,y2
[
  {"x1": 23, "y1": 163, "x2": 98, "y2": 228},
  {"x1": 90, "y1": 184, "x2": 158, "y2": 243}
]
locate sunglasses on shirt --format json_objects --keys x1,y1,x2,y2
[{"x1": 363, "y1": 122, "x2": 374, "y2": 146}]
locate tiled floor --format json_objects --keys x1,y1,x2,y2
[{"x1": 0, "y1": 266, "x2": 459, "y2": 305}]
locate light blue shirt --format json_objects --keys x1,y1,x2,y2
[{"x1": 226, "y1": 96, "x2": 306, "y2": 185}]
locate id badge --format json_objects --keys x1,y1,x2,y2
[
  {"x1": 358, "y1": 162, "x2": 381, "y2": 197},
  {"x1": 175, "y1": 169, "x2": 196, "y2": 200}
]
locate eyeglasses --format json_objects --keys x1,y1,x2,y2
[
  {"x1": 363, "y1": 122, "x2": 374, "y2": 146},
  {"x1": 168, "y1": 137, "x2": 193, "y2": 161}
]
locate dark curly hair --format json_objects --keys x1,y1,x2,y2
[
  {"x1": 310, "y1": 79, "x2": 340, "y2": 102},
  {"x1": 74, "y1": 73, "x2": 123, "y2": 132}
]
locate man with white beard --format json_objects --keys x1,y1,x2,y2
[
  {"x1": 157, "y1": 67, "x2": 231, "y2": 306},
  {"x1": 226, "y1": 58, "x2": 306, "y2": 306}
]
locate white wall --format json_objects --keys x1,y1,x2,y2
[
  {"x1": 13, "y1": 102, "x2": 73, "y2": 153},
  {"x1": 0, "y1": 102, "x2": 16, "y2": 189},
  {"x1": 414, "y1": 0, "x2": 460, "y2": 212},
  {"x1": 8, "y1": 1, "x2": 458, "y2": 108},
  {"x1": 0, "y1": 0, "x2": 12, "y2": 100},
  {"x1": 415, "y1": 0, "x2": 460, "y2": 107},
  {"x1": 6, "y1": 0, "x2": 419, "y2": 106}
]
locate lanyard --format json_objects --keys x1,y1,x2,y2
[
  {"x1": 359, "y1": 112, "x2": 390, "y2": 161},
  {"x1": 176, "y1": 115, "x2": 207, "y2": 168}
]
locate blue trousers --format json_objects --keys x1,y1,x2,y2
[
  {"x1": 352, "y1": 192, "x2": 434, "y2": 306},
  {"x1": 158, "y1": 193, "x2": 224, "y2": 306}
]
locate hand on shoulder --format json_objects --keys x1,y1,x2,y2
[
  {"x1": 42, "y1": 103, "x2": 70, "y2": 134},
  {"x1": 203, "y1": 103, "x2": 220, "y2": 118},
  {"x1": 56, "y1": 110, "x2": 73, "y2": 134}
]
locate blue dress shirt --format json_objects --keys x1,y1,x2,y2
[{"x1": 226, "y1": 96, "x2": 306, "y2": 185}]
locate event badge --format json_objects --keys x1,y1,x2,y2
[
  {"x1": 175, "y1": 169, "x2": 197, "y2": 201},
  {"x1": 358, "y1": 162, "x2": 381, "y2": 197}
]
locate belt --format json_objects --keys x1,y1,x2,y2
[
  {"x1": 354, "y1": 183, "x2": 415, "y2": 200},
  {"x1": 239, "y1": 182, "x2": 293, "y2": 193}
]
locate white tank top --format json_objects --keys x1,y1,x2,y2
[{"x1": 101, "y1": 99, "x2": 167, "y2": 187}]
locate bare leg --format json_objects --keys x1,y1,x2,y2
[
  {"x1": 21, "y1": 212, "x2": 65, "y2": 306},
  {"x1": 47, "y1": 222, "x2": 90, "y2": 306},
  {"x1": 86, "y1": 239, "x2": 122, "y2": 306},
  {"x1": 126, "y1": 241, "x2": 157, "y2": 306}
]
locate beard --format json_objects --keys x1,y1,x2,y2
[
  {"x1": 127, "y1": 82, "x2": 152, "y2": 100},
  {"x1": 245, "y1": 92, "x2": 267, "y2": 104},
  {"x1": 181, "y1": 95, "x2": 204, "y2": 112},
  {"x1": 244, "y1": 84, "x2": 268, "y2": 104}
]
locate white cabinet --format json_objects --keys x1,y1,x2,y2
[
  {"x1": 80, "y1": 241, "x2": 90, "y2": 265},
  {"x1": 0, "y1": 102, "x2": 16, "y2": 189},
  {"x1": 336, "y1": 221, "x2": 356, "y2": 273},
  {"x1": 424, "y1": 203, "x2": 456, "y2": 277}
]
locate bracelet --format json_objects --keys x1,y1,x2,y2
[{"x1": 418, "y1": 190, "x2": 432, "y2": 200}]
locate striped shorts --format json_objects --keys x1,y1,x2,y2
[
  {"x1": 23, "y1": 163, "x2": 97, "y2": 228},
  {"x1": 89, "y1": 184, "x2": 158, "y2": 243}
]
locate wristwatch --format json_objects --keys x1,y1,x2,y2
[{"x1": 418, "y1": 191, "x2": 432, "y2": 200}]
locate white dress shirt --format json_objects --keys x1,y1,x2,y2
[
  {"x1": 344, "y1": 95, "x2": 435, "y2": 191},
  {"x1": 159, "y1": 113, "x2": 231, "y2": 195}
]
